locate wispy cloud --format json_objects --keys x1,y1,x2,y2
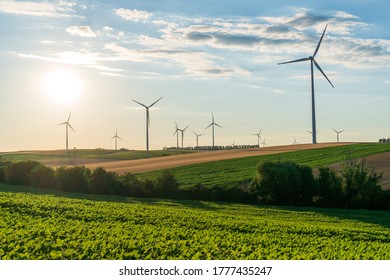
[
  {"x1": 114, "y1": 8, "x2": 153, "y2": 22},
  {"x1": 66, "y1": 26, "x2": 96, "y2": 37},
  {"x1": 0, "y1": 0, "x2": 76, "y2": 17}
]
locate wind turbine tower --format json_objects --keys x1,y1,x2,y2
[
  {"x1": 332, "y1": 128, "x2": 345, "y2": 143},
  {"x1": 111, "y1": 129, "x2": 123, "y2": 150},
  {"x1": 253, "y1": 129, "x2": 262, "y2": 147},
  {"x1": 132, "y1": 97, "x2": 162, "y2": 153},
  {"x1": 58, "y1": 112, "x2": 75, "y2": 153},
  {"x1": 279, "y1": 25, "x2": 334, "y2": 144},
  {"x1": 193, "y1": 131, "x2": 204, "y2": 147},
  {"x1": 206, "y1": 113, "x2": 222, "y2": 149},
  {"x1": 173, "y1": 122, "x2": 180, "y2": 149}
]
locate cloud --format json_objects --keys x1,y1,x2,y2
[
  {"x1": 66, "y1": 26, "x2": 96, "y2": 37},
  {"x1": 114, "y1": 8, "x2": 153, "y2": 22},
  {"x1": 0, "y1": 0, "x2": 76, "y2": 17}
]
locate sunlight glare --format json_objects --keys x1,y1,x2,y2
[{"x1": 43, "y1": 70, "x2": 82, "y2": 103}]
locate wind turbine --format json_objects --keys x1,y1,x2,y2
[
  {"x1": 178, "y1": 124, "x2": 189, "y2": 148},
  {"x1": 58, "y1": 112, "x2": 75, "y2": 153},
  {"x1": 193, "y1": 131, "x2": 204, "y2": 147},
  {"x1": 279, "y1": 24, "x2": 334, "y2": 144},
  {"x1": 205, "y1": 113, "x2": 222, "y2": 149},
  {"x1": 292, "y1": 137, "x2": 299, "y2": 145},
  {"x1": 332, "y1": 128, "x2": 345, "y2": 143},
  {"x1": 253, "y1": 129, "x2": 262, "y2": 147},
  {"x1": 173, "y1": 122, "x2": 180, "y2": 148},
  {"x1": 132, "y1": 97, "x2": 162, "y2": 153},
  {"x1": 261, "y1": 138, "x2": 267, "y2": 147},
  {"x1": 111, "y1": 129, "x2": 123, "y2": 151}
]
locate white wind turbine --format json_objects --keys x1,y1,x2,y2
[
  {"x1": 279, "y1": 25, "x2": 334, "y2": 144},
  {"x1": 193, "y1": 131, "x2": 204, "y2": 147},
  {"x1": 132, "y1": 97, "x2": 162, "y2": 153},
  {"x1": 177, "y1": 124, "x2": 189, "y2": 149},
  {"x1": 332, "y1": 128, "x2": 345, "y2": 143},
  {"x1": 111, "y1": 129, "x2": 123, "y2": 151},
  {"x1": 206, "y1": 113, "x2": 222, "y2": 149},
  {"x1": 173, "y1": 122, "x2": 180, "y2": 149},
  {"x1": 253, "y1": 129, "x2": 262, "y2": 147},
  {"x1": 58, "y1": 112, "x2": 75, "y2": 152}
]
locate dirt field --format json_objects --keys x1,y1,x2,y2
[{"x1": 82, "y1": 143, "x2": 351, "y2": 174}]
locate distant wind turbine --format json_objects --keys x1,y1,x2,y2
[
  {"x1": 206, "y1": 113, "x2": 222, "y2": 149},
  {"x1": 58, "y1": 112, "x2": 75, "y2": 152},
  {"x1": 253, "y1": 129, "x2": 262, "y2": 147},
  {"x1": 193, "y1": 131, "x2": 204, "y2": 147},
  {"x1": 279, "y1": 24, "x2": 334, "y2": 144},
  {"x1": 173, "y1": 122, "x2": 180, "y2": 148},
  {"x1": 132, "y1": 97, "x2": 162, "y2": 153},
  {"x1": 177, "y1": 124, "x2": 189, "y2": 149},
  {"x1": 111, "y1": 129, "x2": 123, "y2": 151},
  {"x1": 332, "y1": 128, "x2": 345, "y2": 143},
  {"x1": 292, "y1": 137, "x2": 299, "y2": 145},
  {"x1": 261, "y1": 138, "x2": 267, "y2": 147}
]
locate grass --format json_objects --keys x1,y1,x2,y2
[
  {"x1": 1, "y1": 183, "x2": 389, "y2": 260},
  {"x1": 135, "y1": 143, "x2": 390, "y2": 188}
]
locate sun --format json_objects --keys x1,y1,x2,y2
[{"x1": 43, "y1": 70, "x2": 82, "y2": 103}]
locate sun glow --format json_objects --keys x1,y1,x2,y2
[{"x1": 43, "y1": 70, "x2": 82, "y2": 103}]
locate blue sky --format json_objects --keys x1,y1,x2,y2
[{"x1": 0, "y1": 0, "x2": 389, "y2": 151}]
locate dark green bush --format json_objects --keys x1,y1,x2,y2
[
  {"x1": 30, "y1": 165, "x2": 57, "y2": 189},
  {"x1": 7, "y1": 161, "x2": 42, "y2": 185},
  {"x1": 89, "y1": 167, "x2": 121, "y2": 195},
  {"x1": 56, "y1": 166, "x2": 91, "y2": 193},
  {"x1": 254, "y1": 161, "x2": 316, "y2": 206},
  {"x1": 155, "y1": 170, "x2": 179, "y2": 198},
  {"x1": 341, "y1": 156, "x2": 384, "y2": 209},
  {"x1": 315, "y1": 167, "x2": 344, "y2": 208}
]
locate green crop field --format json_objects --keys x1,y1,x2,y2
[
  {"x1": 136, "y1": 143, "x2": 390, "y2": 188},
  {"x1": 1, "y1": 184, "x2": 389, "y2": 260}
]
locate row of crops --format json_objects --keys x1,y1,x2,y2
[{"x1": 1, "y1": 188, "x2": 389, "y2": 259}]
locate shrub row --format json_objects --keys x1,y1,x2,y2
[
  {"x1": 252, "y1": 158, "x2": 390, "y2": 210},
  {"x1": 0, "y1": 156, "x2": 388, "y2": 210}
]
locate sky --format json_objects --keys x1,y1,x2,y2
[{"x1": 0, "y1": 0, "x2": 389, "y2": 152}]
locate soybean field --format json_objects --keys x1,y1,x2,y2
[{"x1": 1, "y1": 185, "x2": 389, "y2": 260}]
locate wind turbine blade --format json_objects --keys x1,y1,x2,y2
[
  {"x1": 199, "y1": 134, "x2": 204, "y2": 136},
  {"x1": 118, "y1": 136, "x2": 123, "y2": 140},
  {"x1": 149, "y1": 97, "x2": 163, "y2": 108},
  {"x1": 313, "y1": 24, "x2": 328, "y2": 57},
  {"x1": 205, "y1": 123, "x2": 212, "y2": 129},
  {"x1": 58, "y1": 122, "x2": 67, "y2": 126},
  {"x1": 132, "y1": 99, "x2": 147, "y2": 108},
  {"x1": 183, "y1": 125, "x2": 189, "y2": 131},
  {"x1": 314, "y1": 60, "x2": 334, "y2": 88},
  {"x1": 68, "y1": 123, "x2": 75, "y2": 132},
  {"x1": 215, "y1": 123, "x2": 223, "y2": 128},
  {"x1": 332, "y1": 128, "x2": 337, "y2": 133},
  {"x1": 67, "y1": 112, "x2": 71, "y2": 122},
  {"x1": 340, "y1": 129, "x2": 346, "y2": 133},
  {"x1": 175, "y1": 121, "x2": 178, "y2": 129},
  {"x1": 212, "y1": 113, "x2": 214, "y2": 123},
  {"x1": 278, "y1": 57, "x2": 310, "y2": 65}
]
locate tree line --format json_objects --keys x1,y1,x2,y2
[{"x1": 0, "y1": 155, "x2": 388, "y2": 210}]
